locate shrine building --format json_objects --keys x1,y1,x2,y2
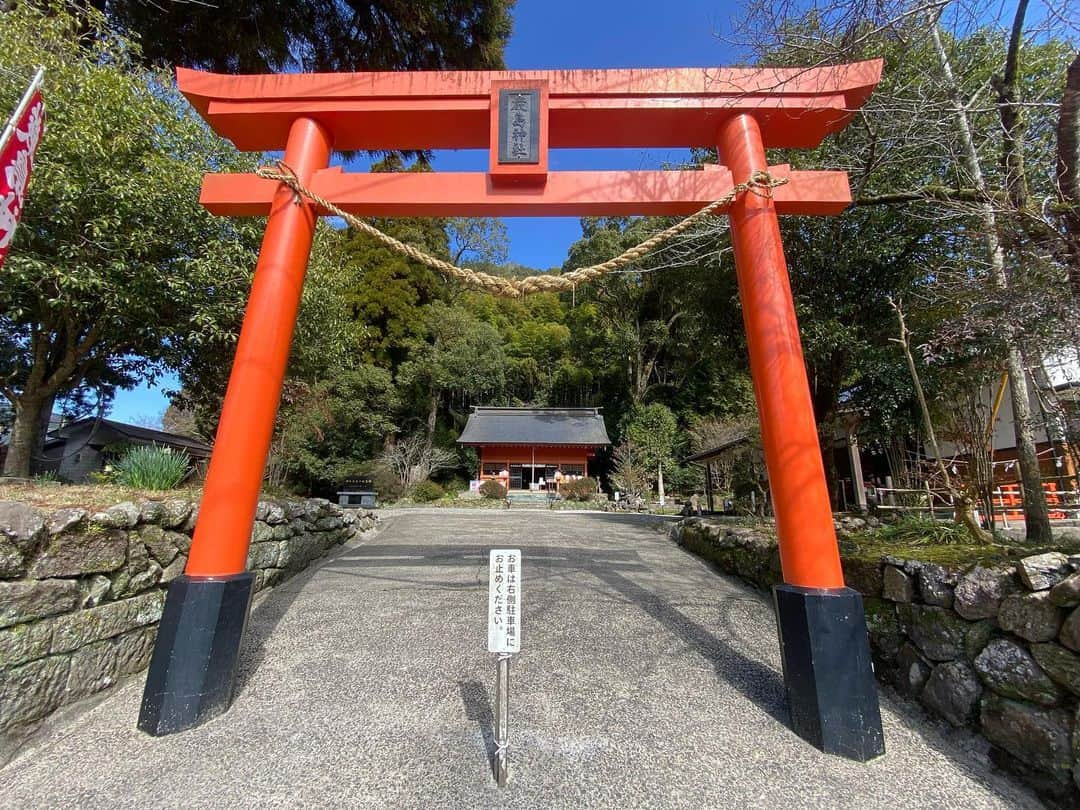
[{"x1": 458, "y1": 406, "x2": 611, "y2": 490}]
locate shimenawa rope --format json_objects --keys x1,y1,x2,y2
[{"x1": 255, "y1": 162, "x2": 788, "y2": 298}]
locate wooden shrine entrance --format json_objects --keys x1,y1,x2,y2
[{"x1": 139, "y1": 61, "x2": 887, "y2": 762}]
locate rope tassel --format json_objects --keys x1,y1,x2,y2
[{"x1": 255, "y1": 162, "x2": 787, "y2": 298}]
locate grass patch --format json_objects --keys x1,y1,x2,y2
[{"x1": 840, "y1": 515, "x2": 1080, "y2": 568}]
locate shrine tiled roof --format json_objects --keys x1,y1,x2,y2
[{"x1": 458, "y1": 407, "x2": 611, "y2": 447}]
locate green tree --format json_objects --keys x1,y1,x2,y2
[
  {"x1": 729, "y1": 3, "x2": 1076, "y2": 537},
  {"x1": 447, "y1": 218, "x2": 509, "y2": 266},
  {"x1": 269, "y1": 365, "x2": 397, "y2": 493},
  {"x1": 0, "y1": 5, "x2": 261, "y2": 476},
  {"x1": 76, "y1": 1, "x2": 514, "y2": 74},
  {"x1": 622, "y1": 403, "x2": 681, "y2": 504},
  {"x1": 397, "y1": 302, "x2": 507, "y2": 448}
]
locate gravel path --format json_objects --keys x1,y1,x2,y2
[{"x1": 0, "y1": 511, "x2": 1042, "y2": 808}]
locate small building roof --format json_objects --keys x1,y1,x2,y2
[
  {"x1": 458, "y1": 407, "x2": 611, "y2": 447},
  {"x1": 47, "y1": 418, "x2": 213, "y2": 458}
]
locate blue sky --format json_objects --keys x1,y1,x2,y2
[{"x1": 109, "y1": 0, "x2": 741, "y2": 423}]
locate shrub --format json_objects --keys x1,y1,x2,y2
[
  {"x1": 479, "y1": 479, "x2": 507, "y2": 499},
  {"x1": 443, "y1": 476, "x2": 469, "y2": 494},
  {"x1": 114, "y1": 444, "x2": 190, "y2": 490},
  {"x1": 365, "y1": 461, "x2": 404, "y2": 502},
  {"x1": 561, "y1": 476, "x2": 599, "y2": 501},
  {"x1": 410, "y1": 480, "x2": 445, "y2": 502}
]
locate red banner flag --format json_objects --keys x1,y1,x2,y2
[{"x1": 0, "y1": 72, "x2": 45, "y2": 270}]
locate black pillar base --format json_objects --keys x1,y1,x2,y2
[
  {"x1": 773, "y1": 583, "x2": 885, "y2": 762},
  {"x1": 138, "y1": 573, "x2": 255, "y2": 736}
]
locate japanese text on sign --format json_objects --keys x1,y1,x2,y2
[
  {"x1": 488, "y1": 549, "x2": 522, "y2": 653},
  {"x1": 497, "y1": 89, "x2": 539, "y2": 165}
]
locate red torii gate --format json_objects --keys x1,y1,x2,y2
[{"x1": 140, "y1": 61, "x2": 886, "y2": 761}]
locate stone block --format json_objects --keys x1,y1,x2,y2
[
  {"x1": 255, "y1": 500, "x2": 287, "y2": 525},
  {"x1": 64, "y1": 638, "x2": 118, "y2": 701},
  {"x1": 279, "y1": 533, "x2": 325, "y2": 570},
  {"x1": 0, "y1": 620, "x2": 53, "y2": 667},
  {"x1": 974, "y1": 638, "x2": 1063, "y2": 706},
  {"x1": 110, "y1": 534, "x2": 161, "y2": 598},
  {"x1": 921, "y1": 660, "x2": 982, "y2": 726},
  {"x1": 0, "y1": 655, "x2": 70, "y2": 729},
  {"x1": 315, "y1": 515, "x2": 343, "y2": 531},
  {"x1": 882, "y1": 565, "x2": 914, "y2": 602},
  {"x1": 28, "y1": 529, "x2": 127, "y2": 578},
  {"x1": 1049, "y1": 573, "x2": 1080, "y2": 608},
  {"x1": 919, "y1": 564, "x2": 958, "y2": 608},
  {"x1": 896, "y1": 642, "x2": 932, "y2": 697},
  {"x1": 1018, "y1": 552, "x2": 1071, "y2": 591},
  {"x1": 0, "y1": 579, "x2": 80, "y2": 629},
  {"x1": 46, "y1": 507, "x2": 86, "y2": 536},
  {"x1": 0, "y1": 501, "x2": 46, "y2": 577},
  {"x1": 964, "y1": 619, "x2": 996, "y2": 661},
  {"x1": 909, "y1": 604, "x2": 969, "y2": 661},
  {"x1": 998, "y1": 591, "x2": 1064, "y2": 643},
  {"x1": 271, "y1": 523, "x2": 293, "y2": 541},
  {"x1": 980, "y1": 694, "x2": 1073, "y2": 777},
  {"x1": 862, "y1": 598, "x2": 901, "y2": 661},
  {"x1": 139, "y1": 524, "x2": 178, "y2": 566},
  {"x1": 1061, "y1": 608, "x2": 1080, "y2": 652},
  {"x1": 159, "y1": 499, "x2": 191, "y2": 530},
  {"x1": 246, "y1": 541, "x2": 281, "y2": 570},
  {"x1": 250, "y1": 521, "x2": 275, "y2": 544},
  {"x1": 955, "y1": 565, "x2": 1017, "y2": 620},
  {"x1": 138, "y1": 500, "x2": 166, "y2": 524},
  {"x1": 182, "y1": 503, "x2": 199, "y2": 533},
  {"x1": 90, "y1": 502, "x2": 140, "y2": 529},
  {"x1": 113, "y1": 625, "x2": 156, "y2": 676},
  {"x1": 164, "y1": 530, "x2": 190, "y2": 554},
  {"x1": 1030, "y1": 643, "x2": 1080, "y2": 697},
  {"x1": 49, "y1": 591, "x2": 164, "y2": 654},
  {"x1": 883, "y1": 555, "x2": 924, "y2": 576},
  {"x1": 160, "y1": 555, "x2": 186, "y2": 583},
  {"x1": 80, "y1": 574, "x2": 111, "y2": 608}
]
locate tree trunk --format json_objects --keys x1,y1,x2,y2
[
  {"x1": 930, "y1": 20, "x2": 1051, "y2": 543},
  {"x1": 657, "y1": 462, "x2": 665, "y2": 506},
  {"x1": 1007, "y1": 361, "x2": 1053, "y2": 541},
  {"x1": 2, "y1": 395, "x2": 47, "y2": 478},
  {"x1": 423, "y1": 389, "x2": 439, "y2": 454},
  {"x1": 890, "y1": 297, "x2": 993, "y2": 543},
  {"x1": 1057, "y1": 53, "x2": 1080, "y2": 296}
]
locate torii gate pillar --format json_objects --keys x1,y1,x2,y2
[
  {"x1": 139, "y1": 61, "x2": 886, "y2": 761},
  {"x1": 138, "y1": 117, "x2": 332, "y2": 736},
  {"x1": 719, "y1": 113, "x2": 882, "y2": 759}
]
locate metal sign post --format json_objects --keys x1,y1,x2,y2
[
  {"x1": 487, "y1": 549, "x2": 521, "y2": 787},
  {"x1": 494, "y1": 653, "x2": 510, "y2": 787}
]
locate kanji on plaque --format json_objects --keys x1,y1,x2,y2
[
  {"x1": 488, "y1": 549, "x2": 522, "y2": 653},
  {"x1": 0, "y1": 73, "x2": 45, "y2": 270}
]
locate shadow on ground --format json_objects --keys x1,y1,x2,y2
[{"x1": 238, "y1": 532, "x2": 788, "y2": 730}]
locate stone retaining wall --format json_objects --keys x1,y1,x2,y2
[
  {"x1": 672, "y1": 516, "x2": 1080, "y2": 806},
  {"x1": 0, "y1": 496, "x2": 376, "y2": 757}
]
